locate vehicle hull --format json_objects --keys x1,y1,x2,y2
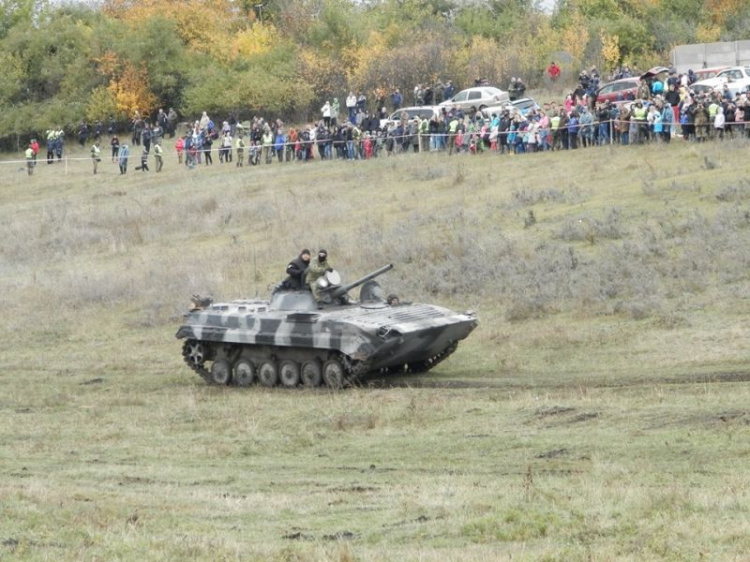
[{"x1": 176, "y1": 299, "x2": 478, "y2": 384}]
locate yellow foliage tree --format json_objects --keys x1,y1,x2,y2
[
  {"x1": 107, "y1": 62, "x2": 157, "y2": 119},
  {"x1": 102, "y1": 0, "x2": 244, "y2": 58},
  {"x1": 696, "y1": 23, "x2": 721, "y2": 43},
  {"x1": 455, "y1": 36, "x2": 509, "y2": 86},
  {"x1": 347, "y1": 31, "x2": 387, "y2": 89},
  {"x1": 232, "y1": 23, "x2": 279, "y2": 59},
  {"x1": 559, "y1": 11, "x2": 589, "y2": 65},
  {"x1": 86, "y1": 86, "x2": 118, "y2": 122},
  {"x1": 600, "y1": 30, "x2": 620, "y2": 71},
  {"x1": 92, "y1": 51, "x2": 119, "y2": 78},
  {"x1": 705, "y1": 0, "x2": 744, "y2": 27},
  {"x1": 298, "y1": 49, "x2": 346, "y2": 102},
  {"x1": 355, "y1": 30, "x2": 449, "y2": 94}
]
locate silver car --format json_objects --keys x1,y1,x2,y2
[
  {"x1": 482, "y1": 97, "x2": 539, "y2": 118},
  {"x1": 379, "y1": 106, "x2": 443, "y2": 129},
  {"x1": 439, "y1": 87, "x2": 510, "y2": 111}
]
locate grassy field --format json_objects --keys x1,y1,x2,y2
[{"x1": 1, "y1": 138, "x2": 749, "y2": 561}]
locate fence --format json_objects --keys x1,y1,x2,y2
[{"x1": 671, "y1": 41, "x2": 750, "y2": 74}]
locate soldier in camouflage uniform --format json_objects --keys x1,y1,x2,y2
[{"x1": 307, "y1": 249, "x2": 332, "y2": 303}]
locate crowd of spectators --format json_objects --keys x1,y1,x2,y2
[
  {"x1": 159, "y1": 68, "x2": 750, "y2": 167},
  {"x1": 19, "y1": 67, "x2": 750, "y2": 176}
]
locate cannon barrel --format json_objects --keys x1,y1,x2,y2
[{"x1": 329, "y1": 264, "x2": 393, "y2": 299}]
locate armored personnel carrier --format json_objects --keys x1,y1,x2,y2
[{"x1": 176, "y1": 264, "x2": 478, "y2": 388}]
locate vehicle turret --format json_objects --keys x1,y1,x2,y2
[{"x1": 323, "y1": 263, "x2": 393, "y2": 302}]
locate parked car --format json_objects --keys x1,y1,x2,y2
[
  {"x1": 596, "y1": 77, "x2": 640, "y2": 104},
  {"x1": 481, "y1": 97, "x2": 539, "y2": 118},
  {"x1": 596, "y1": 66, "x2": 671, "y2": 104},
  {"x1": 690, "y1": 66, "x2": 750, "y2": 97},
  {"x1": 439, "y1": 86, "x2": 510, "y2": 112},
  {"x1": 693, "y1": 66, "x2": 730, "y2": 82},
  {"x1": 508, "y1": 97, "x2": 539, "y2": 116},
  {"x1": 379, "y1": 106, "x2": 443, "y2": 130}
]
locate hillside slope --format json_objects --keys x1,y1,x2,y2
[{"x1": 1, "y1": 140, "x2": 749, "y2": 560}]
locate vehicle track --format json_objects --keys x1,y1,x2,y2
[{"x1": 362, "y1": 370, "x2": 750, "y2": 390}]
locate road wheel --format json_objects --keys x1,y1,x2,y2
[
  {"x1": 185, "y1": 340, "x2": 206, "y2": 366},
  {"x1": 301, "y1": 360, "x2": 322, "y2": 387},
  {"x1": 279, "y1": 360, "x2": 300, "y2": 388},
  {"x1": 233, "y1": 359, "x2": 255, "y2": 387},
  {"x1": 323, "y1": 358, "x2": 345, "y2": 389},
  {"x1": 258, "y1": 360, "x2": 278, "y2": 387},
  {"x1": 210, "y1": 359, "x2": 232, "y2": 385}
]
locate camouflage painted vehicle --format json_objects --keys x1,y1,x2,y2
[{"x1": 176, "y1": 264, "x2": 478, "y2": 388}]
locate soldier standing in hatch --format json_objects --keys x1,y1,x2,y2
[
  {"x1": 283, "y1": 249, "x2": 311, "y2": 290},
  {"x1": 307, "y1": 249, "x2": 333, "y2": 303}
]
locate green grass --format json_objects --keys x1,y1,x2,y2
[{"x1": 1, "y1": 139, "x2": 750, "y2": 560}]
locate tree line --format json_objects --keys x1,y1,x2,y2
[{"x1": 0, "y1": 0, "x2": 747, "y2": 148}]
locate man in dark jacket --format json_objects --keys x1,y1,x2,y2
[{"x1": 283, "y1": 249, "x2": 311, "y2": 290}]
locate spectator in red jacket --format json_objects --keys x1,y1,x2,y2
[{"x1": 547, "y1": 62, "x2": 561, "y2": 82}]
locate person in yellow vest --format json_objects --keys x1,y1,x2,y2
[
  {"x1": 550, "y1": 110, "x2": 561, "y2": 150},
  {"x1": 154, "y1": 142, "x2": 164, "y2": 172},
  {"x1": 90, "y1": 140, "x2": 101, "y2": 174},
  {"x1": 262, "y1": 128, "x2": 273, "y2": 164},
  {"x1": 631, "y1": 101, "x2": 648, "y2": 144},
  {"x1": 25, "y1": 143, "x2": 35, "y2": 175},
  {"x1": 235, "y1": 134, "x2": 245, "y2": 167},
  {"x1": 46, "y1": 129, "x2": 57, "y2": 164}
]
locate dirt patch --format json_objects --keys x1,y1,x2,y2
[
  {"x1": 328, "y1": 465, "x2": 397, "y2": 474},
  {"x1": 568, "y1": 412, "x2": 600, "y2": 424},
  {"x1": 118, "y1": 476, "x2": 154, "y2": 485},
  {"x1": 219, "y1": 492, "x2": 247, "y2": 500},
  {"x1": 282, "y1": 531, "x2": 314, "y2": 541},
  {"x1": 536, "y1": 448, "x2": 569, "y2": 459},
  {"x1": 329, "y1": 485, "x2": 378, "y2": 493},
  {"x1": 663, "y1": 372, "x2": 750, "y2": 385},
  {"x1": 717, "y1": 411, "x2": 748, "y2": 424},
  {"x1": 535, "y1": 406, "x2": 576, "y2": 418},
  {"x1": 322, "y1": 531, "x2": 357, "y2": 541},
  {"x1": 649, "y1": 410, "x2": 749, "y2": 431}
]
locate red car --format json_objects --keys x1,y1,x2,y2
[
  {"x1": 596, "y1": 66, "x2": 670, "y2": 104},
  {"x1": 596, "y1": 77, "x2": 640, "y2": 104}
]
